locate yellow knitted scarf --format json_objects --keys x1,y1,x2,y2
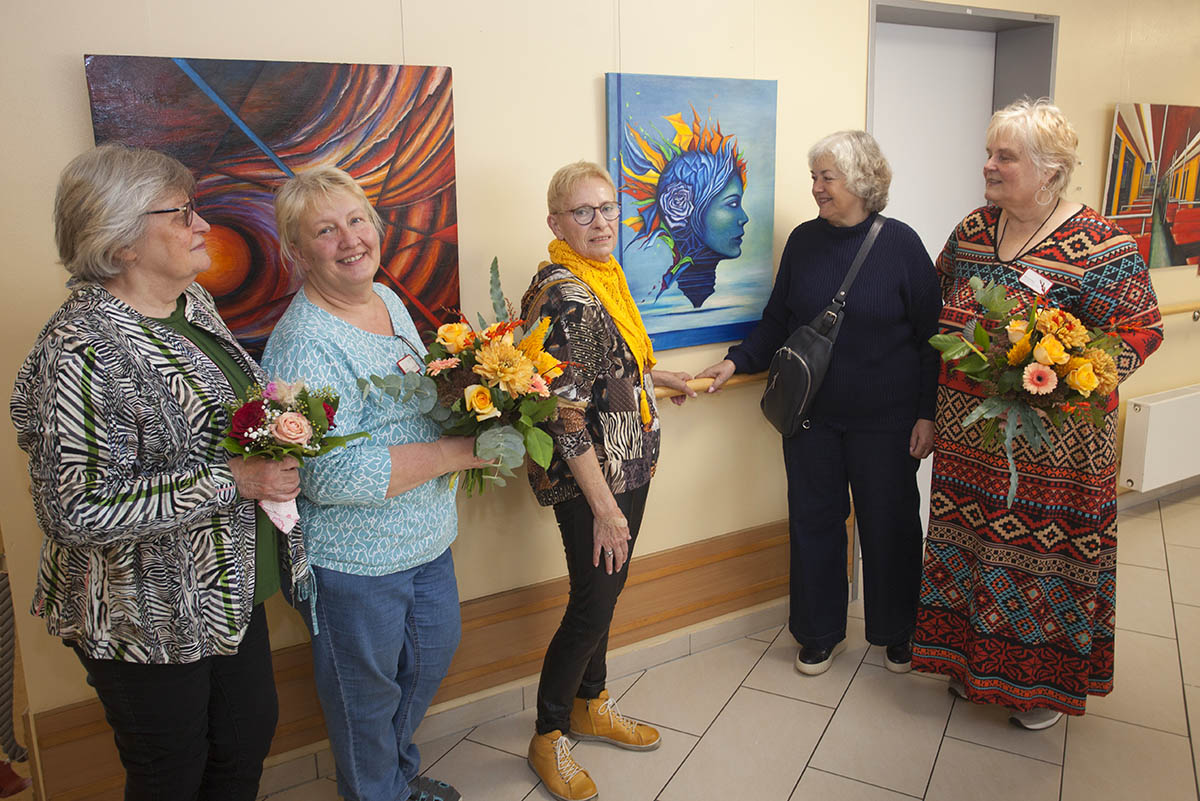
[{"x1": 548, "y1": 238, "x2": 657, "y2": 423}]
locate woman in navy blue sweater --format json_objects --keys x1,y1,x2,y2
[{"x1": 698, "y1": 130, "x2": 940, "y2": 676}]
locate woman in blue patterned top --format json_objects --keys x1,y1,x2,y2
[{"x1": 263, "y1": 167, "x2": 484, "y2": 801}]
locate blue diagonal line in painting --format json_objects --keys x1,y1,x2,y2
[{"x1": 172, "y1": 58, "x2": 294, "y2": 178}]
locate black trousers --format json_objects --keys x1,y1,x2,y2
[
  {"x1": 535, "y1": 483, "x2": 650, "y2": 735},
  {"x1": 783, "y1": 420, "x2": 923, "y2": 650},
  {"x1": 73, "y1": 603, "x2": 278, "y2": 801}
]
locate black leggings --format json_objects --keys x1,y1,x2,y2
[
  {"x1": 73, "y1": 604, "x2": 278, "y2": 801},
  {"x1": 535, "y1": 483, "x2": 650, "y2": 735}
]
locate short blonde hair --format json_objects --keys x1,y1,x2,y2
[
  {"x1": 274, "y1": 166, "x2": 384, "y2": 267},
  {"x1": 54, "y1": 144, "x2": 196, "y2": 282},
  {"x1": 547, "y1": 161, "x2": 616, "y2": 214},
  {"x1": 987, "y1": 98, "x2": 1079, "y2": 200},
  {"x1": 808, "y1": 131, "x2": 892, "y2": 213}
]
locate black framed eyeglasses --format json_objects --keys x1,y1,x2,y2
[
  {"x1": 560, "y1": 202, "x2": 620, "y2": 225},
  {"x1": 144, "y1": 199, "x2": 195, "y2": 227}
]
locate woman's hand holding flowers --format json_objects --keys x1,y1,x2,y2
[{"x1": 228, "y1": 455, "x2": 301, "y2": 502}]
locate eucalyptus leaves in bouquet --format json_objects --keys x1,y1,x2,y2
[{"x1": 358, "y1": 260, "x2": 564, "y2": 494}]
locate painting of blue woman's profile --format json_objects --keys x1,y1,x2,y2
[{"x1": 606, "y1": 72, "x2": 777, "y2": 350}]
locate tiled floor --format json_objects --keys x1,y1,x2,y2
[{"x1": 263, "y1": 485, "x2": 1200, "y2": 801}]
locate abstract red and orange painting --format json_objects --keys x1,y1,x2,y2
[{"x1": 85, "y1": 55, "x2": 459, "y2": 356}]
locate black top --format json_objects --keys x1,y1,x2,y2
[{"x1": 727, "y1": 213, "x2": 941, "y2": 430}]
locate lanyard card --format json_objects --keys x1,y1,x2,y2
[
  {"x1": 396, "y1": 353, "x2": 422, "y2": 374},
  {"x1": 1018, "y1": 268, "x2": 1052, "y2": 295}
]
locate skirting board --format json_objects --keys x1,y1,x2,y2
[{"x1": 27, "y1": 518, "x2": 821, "y2": 800}]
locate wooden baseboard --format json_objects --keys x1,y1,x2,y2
[{"x1": 29, "y1": 519, "x2": 804, "y2": 800}]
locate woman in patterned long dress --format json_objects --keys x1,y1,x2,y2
[
  {"x1": 911, "y1": 99, "x2": 1163, "y2": 730},
  {"x1": 11, "y1": 145, "x2": 309, "y2": 799}
]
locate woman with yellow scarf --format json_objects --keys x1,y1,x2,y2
[{"x1": 520, "y1": 161, "x2": 694, "y2": 801}]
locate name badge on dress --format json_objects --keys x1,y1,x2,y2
[
  {"x1": 1018, "y1": 268, "x2": 1053, "y2": 295},
  {"x1": 396, "y1": 353, "x2": 421, "y2": 374}
]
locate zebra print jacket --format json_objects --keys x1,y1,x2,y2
[{"x1": 11, "y1": 281, "x2": 309, "y2": 663}]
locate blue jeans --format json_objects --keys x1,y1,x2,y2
[{"x1": 299, "y1": 549, "x2": 461, "y2": 801}]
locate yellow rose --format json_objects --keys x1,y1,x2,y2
[
  {"x1": 1056, "y1": 355, "x2": 1089, "y2": 378},
  {"x1": 1005, "y1": 319, "x2": 1029, "y2": 344},
  {"x1": 1032, "y1": 334, "x2": 1069, "y2": 365},
  {"x1": 1065, "y1": 361, "x2": 1100, "y2": 397},
  {"x1": 436, "y1": 323, "x2": 476, "y2": 355},
  {"x1": 463, "y1": 384, "x2": 501, "y2": 422},
  {"x1": 482, "y1": 322, "x2": 515, "y2": 345},
  {"x1": 1007, "y1": 333, "x2": 1033, "y2": 366}
]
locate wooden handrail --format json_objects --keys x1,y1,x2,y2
[
  {"x1": 1160, "y1": 301, "x2": 1200, "y2": 319},
  {"x1": 654, "y1": 371, "x2": 766, "y2": 399}
]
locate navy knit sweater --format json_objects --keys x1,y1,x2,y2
[{"x1": 727, "y1": 213, "x2": 941, "y2": 430}]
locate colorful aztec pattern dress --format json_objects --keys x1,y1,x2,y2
[{"x1": 911, "y1": 205, "x2": 1163, "y2": 715}]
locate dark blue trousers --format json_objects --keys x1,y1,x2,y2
[{"x1": 782, "y1": 420, "x2": 923, "y2": 650}]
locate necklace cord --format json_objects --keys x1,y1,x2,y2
[{"x1": 996, "y1": 197, "x2": 1061, "y2": 264}]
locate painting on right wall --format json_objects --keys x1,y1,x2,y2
[{"x1": 1102, "y1": 102, "x2": 1200, "y2": 269}]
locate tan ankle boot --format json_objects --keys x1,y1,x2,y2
[
  {"x1": 527, "y1": 730, "x2": 598, "y2": 801},
  {"x1": 569, "y1": 689, "x2": 661, "y2": 751}
]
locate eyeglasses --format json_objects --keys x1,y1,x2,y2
[
  {"x1": 558, "y1": 202, "x2": 620, "y2": 225},
  {"x1": 144, "y1": 199, "x2": 195, "y2": 227}
]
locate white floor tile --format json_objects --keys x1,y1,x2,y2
[
  {"x1": 748, "y1": 625, "x2": 784, "y2": 643},
  {"x1": 1115, "y1": 562, "x2": 1176, "y2": 637},
  {"x1": 1117, "y1": 509, "x2": 1168, "y2": 569},
  {"x1": 945, "y1": 695, "x2": 1066, "y2": 764},
  {"x1": 425, "y1": 738, "x2": 539, "y2": 801},
  {"x1": 615, "y1": 637, "x2": 769, "y2": 735},
  {"x1": 1165, "y1": 484, "x2": 1200, "y2": 507},
  {"x1": 1089, "y1": 628, "x2": 1187, "y2": 734},
  {"x1": 262, "y1": 777, "x2": 340, "y2": 801},
  {"x1": 689, "y1": 601, "x2": 787, "y2": 653},
  {"x1": 469, "y1": 707, "x2": 563, "y2": 758},
  {"x1": 1062, "y1": 714, "x2": 1197, "y2": 801},
  {"x1": 1163, "y1": 500, "x2": 1200, "y2": 548},
  {"x1": 790, "y1": 768, "x2": 914, "y2": 801},
  {"x1": 1176, "y1": 604, "x2": 1200, "y2": 688},
  {"x1": 413, "y1": 686, "x2": 522, "y2": 743},
  {"x1": 1185, "y1": 685, "x2": 1200, "y2": 788},
  {"x1": 259, "y1": 754, "x2": 317, "y2": 797},
  {"x1": 810, "y1": 665, "x2": 954, "y2": 797},
  {"x1": 743, "y1": 616, "x2": 869, "y2": 708},
  {"x1": 568, "y1": 727, "x2": 698, "y2": 801},
  {"x1": 1168, "y1": 545, "x2": 1200, "y2": 607},
  {"x1": 660, "y1": 687, "x2": 830, "y2": 801},
  {"x1": 419, "y1": 730, "x2": 471, "y2": 774},
  {"x1": 925, "y1": 737, "x2": 1061, "y2": 801}
]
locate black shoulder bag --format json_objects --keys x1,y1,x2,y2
[{"x1": 760, "y1": 214, "x2": 886, "y2": 437}]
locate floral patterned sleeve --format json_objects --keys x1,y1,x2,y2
[{"x1": 525, "y1": 277, "x2": 609, "y2": 461}]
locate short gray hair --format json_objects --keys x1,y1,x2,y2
[
  {"x1": 274, "y1": 166, "x2": 384, "y2": 267},
  {"x1": 807, "y1": 130, "x2": 892, "y2": 213},
  {"x1": 547, "y1": 161, "x2": 616, "y2": 215},
  {"x1": 987, "y1": 98, "x2": 1079, "y2": 200},
  {"x1": 54, "y1": 144, "x2": 196, "y2": 282}
]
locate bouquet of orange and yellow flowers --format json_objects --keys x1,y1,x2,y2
[
  {"x1": 358, "y1": 260, "x2": 563, "y2": 495},
  {"x1": 930, "y1": 276, "x2": 1121, "y2": 506}
]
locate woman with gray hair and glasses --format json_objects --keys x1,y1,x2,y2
[
  {"x1": 11, "y1": 144, "x2": 308, "y2": 800},
  {"x1": 698, "y1": 130, "x2": 941, "y2": 677}
]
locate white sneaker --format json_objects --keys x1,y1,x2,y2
[
  {"x1": 1009, "y1": 707, "x2": 1064, "y2": 730},
  {"x1": 794, "y1": 640, "x2": 846, "y2": 676}
]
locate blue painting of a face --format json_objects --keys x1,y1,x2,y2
[{"x1": 701, "y1": 175, "x2": 749, "y2": 258}]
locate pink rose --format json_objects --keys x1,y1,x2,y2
[{"x1": 270, "y1": 411, "x2": 313, "y2": 445}]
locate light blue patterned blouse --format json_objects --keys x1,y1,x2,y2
[{"x1": 262, "y1": 284, "x2": 456, "y2": 576}]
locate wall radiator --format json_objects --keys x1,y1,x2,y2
[{"x1": 1119, "y1": 384, "x2": 1200, "y2": 492}]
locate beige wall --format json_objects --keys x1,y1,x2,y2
[{"x1": 1, "y1": 0, "x2": 1198, "y2": 712}]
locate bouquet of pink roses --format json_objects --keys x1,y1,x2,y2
[{"x1": 221, "y1": 379, "x2": 368, "y2": 530}]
